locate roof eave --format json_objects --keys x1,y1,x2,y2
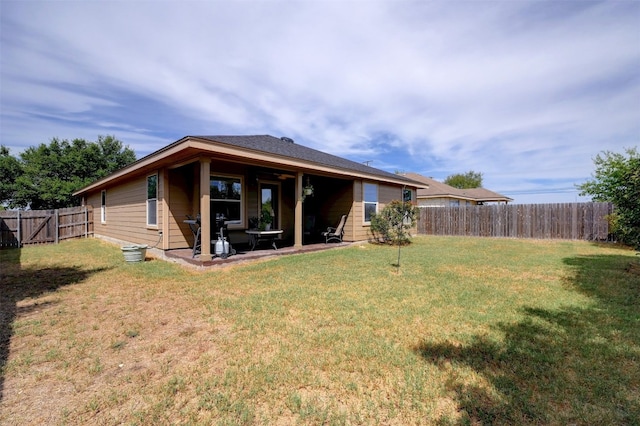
[
  {"x1": 73, "y1": 136, "x2": 192, "y2": 196},
  {"x1": 186, "y1": 137, "x2": 420, "y2": 187},
  {"x1": 74, "y1": 136, "x2": 422, "y2": 196}
]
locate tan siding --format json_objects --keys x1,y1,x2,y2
[
  {"x1": 87, "y1": 192, "x2": 101, "y2": 219},
  {"x1": 247, "y1": 184, "x2": 259, "y2": 223},
  {"x1": 328, "y1": 186, "x2": 353, "y2": 241},
  {"x1": 168, "y1": 167, "x2": 194, "y2": 249},
  {"x1": 378, "y1": 184, "x2": 402, "y2": 205},
  {"x1": 161, "y1": 169, "x2": 171, "y2": 250},
  {"x1": 90, "y1": 174, "x2": 164, "y2": 246},
  {"x1": 351, "y1": 180, "x2": 367, "y2": 241},
  {"x1": 350, "y1": 181, "x2": 406, "y2": 242}
]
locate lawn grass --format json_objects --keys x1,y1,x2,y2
[{"x1": 1, "y1": 236, "x2": 639, "y2": 425}]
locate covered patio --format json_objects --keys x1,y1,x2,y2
[
  {"x1": 162, "y1": 239, "x2": 354, "y2": 268},
  {"x1": 169, "y1": 158, "x2": 354, "y2": 260}
]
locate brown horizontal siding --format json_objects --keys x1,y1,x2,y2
[
  {"x1": 168, "y1": 168, "x2": 194, "y2": 250},
  {"x1": 325, "y1": 184, "x2": 353, "y2": 240},
  {"x1": 346, "y1": 180, "x2": 358, "y2": 242},
  {"x1": 350, "y1": 182, "x2": 409, "y2": 241},
  {"x1": 90, "y1": 174, "x2": 164, "y2": 246},
  {"x1": 351, "y1": 180, "x2": 368, "y2": 241},
  {"x1": 378, "y1": 183, "x2": 403, "y2": 205}
]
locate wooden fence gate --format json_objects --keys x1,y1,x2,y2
[
  {"x1": 418, "y1": 202, "x2": 614, "y2": 241},
  {"x1": 0, "y1": 206, "x2": 93, "y2": 248}
]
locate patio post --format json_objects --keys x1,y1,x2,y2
[
  {"x1": 294, "y1": 172, "x2": 303, "y2": 247},
  {"x1": 199, "y1": 157, "x2": 212, "y2": 260}
]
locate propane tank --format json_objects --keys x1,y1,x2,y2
[{"x1": 214, "y1": 237, "x2": 229, "y2": 256}]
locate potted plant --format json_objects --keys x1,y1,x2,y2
[
  {"x1": 259, "y1": 208, "x2": 273, "y2": 231},
  {"x1": 303, "y1": 184, "x2": 314, "y2": 196},
  {"x1": 301, "y1": 176, "x2": 314, "y2": 202},
  {"x1": 301, "y1": 183, "x2": 314, "y2": 202}
]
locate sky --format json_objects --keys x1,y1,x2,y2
[{"x1": 1, "y1": 1, "x2": 639, "y2": 204}]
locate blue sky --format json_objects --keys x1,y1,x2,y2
[{"x1": 1, "y1": 0, "x2": 638, "y2": 204}]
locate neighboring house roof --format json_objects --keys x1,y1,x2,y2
[
  {"x1": 462, "y1": 187, "x2": 513, "y2": 203},
  {"x1": 75, "y1": 135, "x2": 423, "y2": 195},
  {"x1": 400, "y1": 172, "x2": 513, "y2": 203}
]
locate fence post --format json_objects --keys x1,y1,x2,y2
[
  {"x1": 55, "y1": 209, "x2": 60, "y2": 244},
  {"x1": 16, "y1": 210, "x2": 21, "y2": 248},
  {"x1": 84, "y1": 206, "x2": 88, "y2": 238}
]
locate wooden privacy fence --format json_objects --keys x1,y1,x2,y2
[
  {"x1": 418, "y1": 202, "x2": 614, "y2": 241},
  {"x1": 0, "y1": 206, "x2": 94, "y2": 248}
]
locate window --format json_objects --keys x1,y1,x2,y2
[
  {"x1": 210, "y1": 175, "x2": 243, "y2": 226},
  {"x1": 101, "y1": 190, "x2": 106, "y2": 223},
  {"x1": 403, "y1": 188, "x2": 413, "y2": 202},
  {"x1": 363, "y1": 182, "x2": 378, "y2": 223},
  {"x1": 147, "y1": 174, "x2": 158, "y2": 226}
]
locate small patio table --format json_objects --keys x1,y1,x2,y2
[{"x1": 245, "y1": 229, "x2": 284, "y2": 251}]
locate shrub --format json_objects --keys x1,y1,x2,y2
[{"x1": 369, "y1": 200, "x2": 418, "y2": 245}]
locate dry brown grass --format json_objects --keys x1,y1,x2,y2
[{"x1": 1, "y1": 237, "x2": 638, "y2": 425}]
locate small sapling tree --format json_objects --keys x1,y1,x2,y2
[{"x1": 370, "y1": 200, "x2": 419, "y2": 269}]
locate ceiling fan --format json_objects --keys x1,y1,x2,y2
[{"x1": 275, "y1": 173, "x2": 296, "y2": 180}]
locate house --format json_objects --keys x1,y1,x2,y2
[
  {"x1": 74, "y1": 135, "x2": 423, "y2": 260},
  {"x1": 399, "y1": 173, "x2": 513, "y2": 207}
]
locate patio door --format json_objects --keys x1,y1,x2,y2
[{"x1": 259, "y1": 182, "x2": 279, "y2": 230}]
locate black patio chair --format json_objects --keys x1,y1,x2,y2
[{"x1": 322, "y1": 214, "x2": 347, "y2": 243}]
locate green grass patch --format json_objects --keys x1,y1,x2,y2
[{"x1": 1, "y1": 236, "x2": 638, "y2": 424}]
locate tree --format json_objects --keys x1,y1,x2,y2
[
  {"x1": 370, "y1": 199, "x2": 419, "y2": 270},
  {"x1": 0, "y1": 145, "x2": 23, "y2": 207},
  {"x1": 370, "y1": 200, "x2": 418, "y2": 245},
  {"x1": 11, "y1": 135, "x2": 136, "y2": 209},
  {"x1": 577, "y1": 147, "x2": 640, "y2": 251},
  {"x1": 444, "y1": 170, "x2": 483, "y2": 189}
]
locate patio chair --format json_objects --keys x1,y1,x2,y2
[
  {"x1": 186, "y1": 214, "x2": 201, "y2": 258},
  {"x1": 322, "y1": 214, "x2": 347, "y2": 243}
]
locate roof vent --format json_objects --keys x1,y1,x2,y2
[{"x1": 280, "y1": 136, "x2": 294, "y2": 143}]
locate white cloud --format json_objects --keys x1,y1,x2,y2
[{"x1": 1, "y1": 0, "x2": 638, "y2": 203}]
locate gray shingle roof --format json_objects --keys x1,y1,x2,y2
[
  {"x1": 74, "y1": 134, "x2": 422, "y2": 196},
  {"x1": 196, "y1": 135, "x2": 416, "y2": 183}
]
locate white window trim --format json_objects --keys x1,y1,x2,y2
[
  {"x1": 210, "y1": 174, "x2": 244, "y2": 229},
  {"x1": 363, "y1": 182, "x2": 378, "y2": 225},
  {"x1": 100, "y1": 190, "x2": 106, "y2": 223},
  {"x1": 147, "y1": 174, "x2": 158, "y2": 227}
]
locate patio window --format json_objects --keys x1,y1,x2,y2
[
  {"x1": 210, "y1": 175, "x2": 243, "y2": 226},
  {"x1": 363, "y1": 182, "x2": 378, "y2": 223},
  {"x1": 101, "y1": 190, "x2": 106, "y2": 223},
  {"x1": 147, "y1": 174, "x2": 158, "y2": 226}
]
